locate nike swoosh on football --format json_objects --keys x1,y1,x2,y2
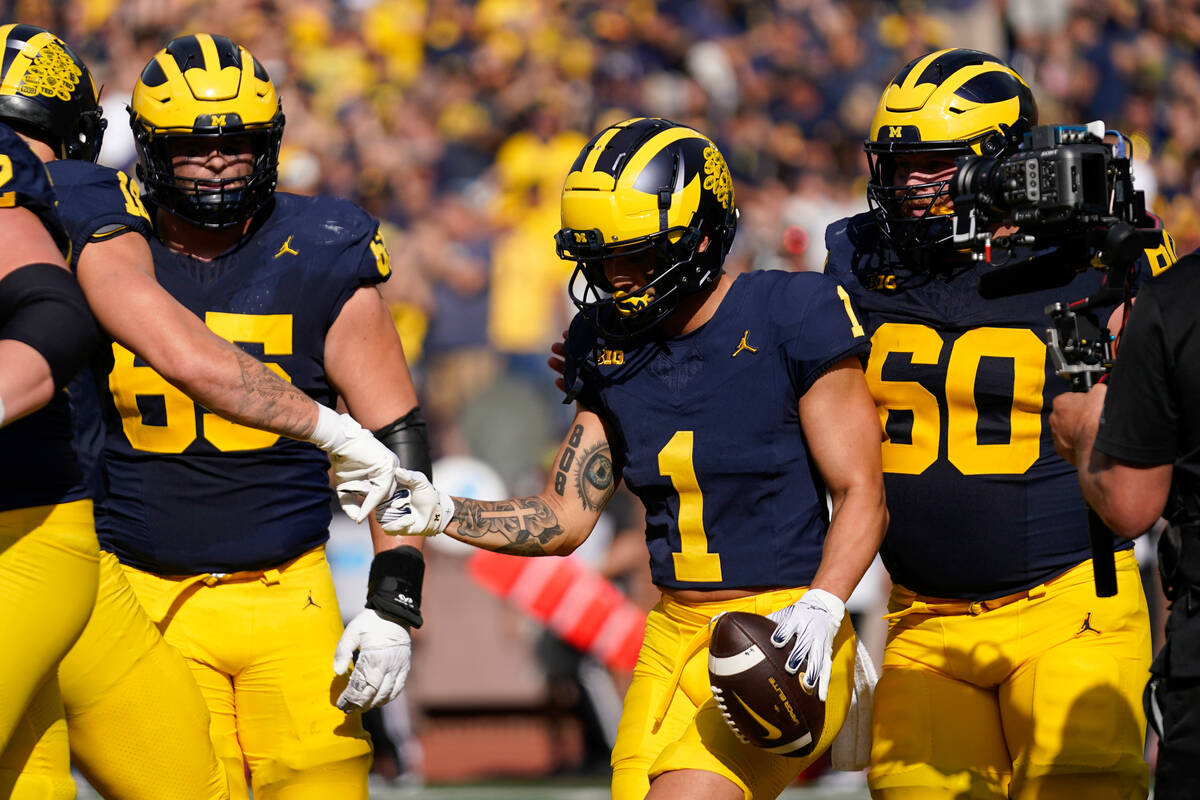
[{"x1": 732, "y1": 691, "x2": 782, "y2": 740}]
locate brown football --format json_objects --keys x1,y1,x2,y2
[{"x1": 708, "y1": 611, "x2": 824, "y2": 757}]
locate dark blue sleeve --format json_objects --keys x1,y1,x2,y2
[
  {"x1": 774, "y1": 272, "x2": 870, "y2": 394},
  {"x1": 0, "y1": 123, "x2": 68, "y2": 255},
  {"x1": 318, "y1": 199, "x2": 392, "y2": 331},
  {"x1": 45, "y1": 161, "x2": 152, "y2": 271}
]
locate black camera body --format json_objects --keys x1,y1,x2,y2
[
  {"x1": 951, "y1": 122, "x2": 1144, "y2": 254},
  {"x1": 948, "y1": 122, "x2": 1162, "y2": 392}
]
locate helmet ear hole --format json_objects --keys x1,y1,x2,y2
[{"x1": 979, "y1": 132, "x2": 1006, "y2": 157}]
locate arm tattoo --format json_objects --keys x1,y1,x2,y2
[
  {"x1": 452, "y1": 497, "x2": 566, "y2": 556},
  {"x1": 575, "y1": 442, "x2": 615, "y2": 512},
  {"x1": 553, "y1": 424, "x2": 585, "y2": 496},
  {"x1": 227, "y1": 348, "x2": 314, "y2": 437}
]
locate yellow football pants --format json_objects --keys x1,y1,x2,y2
[
  {"x1": 58, "y1": 550, "x2": 229, "y2": 800},
  {"x1": 612, "y1": 587, "x2": 857, "y2": 800},
  {"x1": 869, "y1": 551, "x2": 1151, "y2": 800},
  {"x1": 0, "y1": 500, "x2": 98, "y2": 800},
  {"x1": 121, "y1": 546, "x2": 372, "y2": 800}
]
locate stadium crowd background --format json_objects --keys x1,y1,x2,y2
[{"x1": 8, "y1": 0, "x2": 1199, "y2": 787}]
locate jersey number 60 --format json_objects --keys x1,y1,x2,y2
[{"x1": 867, "y1": 322, "x2": 1046, "y2": 476}]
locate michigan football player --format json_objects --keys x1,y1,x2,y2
[
  {"x1": 374, "y1": 117, "x2": 888, "y2": 800},
  {"x1": 0, "y1": 117, "x2": 98, "y2": 799},
  {"x1": 825, "y1": 48, "x2": 1174, "y2": 799}
]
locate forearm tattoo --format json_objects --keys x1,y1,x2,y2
[
  {"x1": 229, "y1": 349, "x2": 313, "y2": 437},
  {"x1": 553, "y1": 424, "x2": 616, "y2": 512},
  {"x1": 452, "y1": 497, "x2": 565, "y2": 556}
]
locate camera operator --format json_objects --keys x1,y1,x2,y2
[{"x1": 1051, "y1": 252, "x2": 1200, "y2": 800}]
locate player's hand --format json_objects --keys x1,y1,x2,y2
[
  {"x1": 1049, "y1": 384, "x2": 1106, "y2": 467},
  {"x1": 307, "y1": 406, "x2": 399, "y2": 523},
  {"x1": 548, "y1": 329, "x2": 568, "y2": 394},
  {"x1": 372, "y1": 466, "x2": 455, "y2": 535},
  {"x1": 767, "y1": 588, "x2": 844, "y2": 701},
  {"x1": 333, "y1": 610, "x2": 412, "y2": 712}
]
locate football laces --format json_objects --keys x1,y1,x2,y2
[{"x1": 710, "y1": 685, "x2": 749, "y2": 743}]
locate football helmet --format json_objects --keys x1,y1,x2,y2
[
  {"x1": 129, "y1": 33, "x2": 284, "y2": 228},
  {"x1": 556, "y1": 117, "x2": 738, "y2": 338},
  {"x1": 865, "y1": 48, "x2": 1037, "y2": 255},
  {"x1": 0, "y1": 24, "x2": 105, "y2": 161}
]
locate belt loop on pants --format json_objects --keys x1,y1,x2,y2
[{"x1": 261, "y1": 567, "x2": 282, "y2": 586}]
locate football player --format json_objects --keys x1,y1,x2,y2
[
  {"x1": 0, "y1": 29, "x2": 428, "y2": 800},
  {"x1": 823, "y1": 48, "x2": 1174, "y2": 799},
  {"x1": 0, "y1": 120, "x2": 99, "y2": 799},
  {"x1": 0, "y1": 24, "x2": 428, "y2": 800},
  {"x1": 373, "y1": 117, "x2": 888, "y2": 800}
]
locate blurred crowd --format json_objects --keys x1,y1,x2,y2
[{"x1": 5, "y1": 0, "x2": 1200, "y2": 476}]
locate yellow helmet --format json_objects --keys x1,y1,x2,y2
[
  {"x1": 555, "y1": 117, "x2": 737, "y2": 338},
  {"x1": 129, "y1": 33, "x2": 284, "y2": 228},
  {"x1": 864, "y1": 48, "x2": 1037, "y2": 253},
  {"x1": 0, "y1": 24, "x2": 105, "y2": 161}
]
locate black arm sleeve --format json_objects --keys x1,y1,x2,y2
[
  {"x1": 0, "y1": 262, "x2": 99, "y2": 389},
  {"x1": 373, "y1": 406, "x2": 433, "y2": 479}
]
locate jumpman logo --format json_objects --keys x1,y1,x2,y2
[
  {"x1": 1076, "y1": 612, "x2": 1101, "y2": 636},
  {"x1": 303, "y1": 591, "x2": 321, "y2": 610},
  {"x1": 731, "y1": 330, "x2": 758, "y2": 358},
  {"x1": 274, "y1": 235, "x2": 300, "y2": 258}
]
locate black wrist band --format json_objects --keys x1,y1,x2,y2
[{"x1": 365, "y1": 545, "x2": 424, "y2": 628}]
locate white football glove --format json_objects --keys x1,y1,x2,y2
[
  {"x1": 371, "y1": 466, "x2": 455, "y2": 536},
  {"x1": 306, "y1": 405, "x2": 399, "y2": 524},
  {"x1": 767, "y1": 588, "x2": 845, "y2": 702},
  {"x1": 332, "y1": 609, "x2": 412, "y2": 712}
]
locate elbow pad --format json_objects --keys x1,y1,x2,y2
[
  {"x1": 373, "y1": 406, "x2": 433, "y2": 479},
  {"x1": 0, "y1": 263, "x2": 99, "y2": 389}
]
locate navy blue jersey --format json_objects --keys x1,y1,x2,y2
[
  {"x1": 95, "y1": 193, "x2": 391, "y2": 574},
  {"x1": 0, "y1": 123, "x2": 68, "y2": 253},
  {"x1": 47, "y1": 159, "x2": 151, "y2": 265},
  {"x1": 0, "y1": 123, "x2": 82, "y2": 513},
  {"x1": 825, "y1": 211, "x2": 1176, "y2": 599},
  {"x1": 45, "y1": 159, "x2": 154, "y2": 520},
  {"x1": 563, "y1": 269, "x2": 869, "y2": 591}
]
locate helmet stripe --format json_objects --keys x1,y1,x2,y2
[
  {"x1": 196, "y1": 33, "x2": 221, "y2": 74},
  {"x1": 163, "y1": 34, "x2": 207, "y2": 74},
  {"x1": 591, "y1": 118, "x2": 674, "y2": 178},
  {"x1": 914, "y1": 49, "x2": 1005, "y2": 87},
  {"x1": 578, "y1": 120, "x2": 633, "y2": 177}
]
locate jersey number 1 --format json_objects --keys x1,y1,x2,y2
[{"x1": 659, "y1": 431, "x2": 723, "y2": 583}]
